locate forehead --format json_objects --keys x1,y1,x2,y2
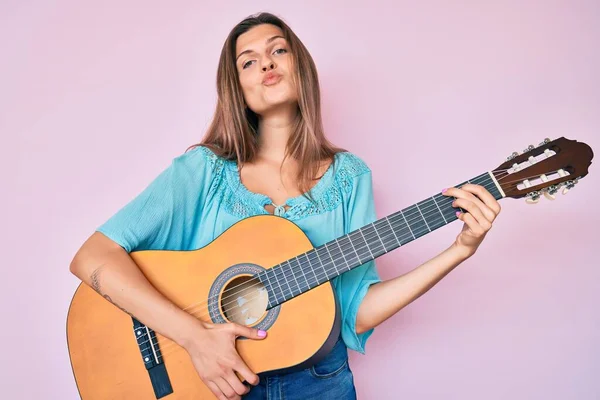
[{"x1": 235, "y1": 24, "x2": 285, "y2": 55}]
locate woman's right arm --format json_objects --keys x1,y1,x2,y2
[{"x1": 69, "y1": 231, "x2": 266, "y2": 400}]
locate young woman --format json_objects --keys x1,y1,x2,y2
[{"x1": 69, "y1": 12, "x2": 501, "y2": 400}]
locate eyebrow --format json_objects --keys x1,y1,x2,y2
[{"x1": 236, "y1": 35, "x2": 286, "y2": 63}]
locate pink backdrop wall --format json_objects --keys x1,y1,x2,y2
[{"x1": 2, "y1": 1, "x2": 599, "y2": 398}]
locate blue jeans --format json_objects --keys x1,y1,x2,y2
[{"x1": 242, "y1": 336, "x2": 357, "y2": 400}]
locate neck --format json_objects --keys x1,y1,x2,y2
[
  {"x1": 258, "y1": 171, "x2": 505, "y2": 309},
  {"x1": 256, "y1": 105, "x2": 298, "y2": 162}
]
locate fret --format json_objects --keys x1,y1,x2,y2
[
  {"x1": 415, "y1": 202, "x2": 431, "y2": 232},
  {"x1": 399, "y1": 210, "x2": 415, "y2": 240},
  {"x1": 268, "y1": 267, "x2": 285, "y2": 304},
  {"x1": 286, "y1": 260, "x2": 301, "y2": 296},
  {"x1": 336, "y1": 238, "x2": 352, "y2": 271},
  {"x1": 316, "y1": 245, "x2": 334, "y2": 284},
  {"x1": 361, "y1": 223, "x2": 386, "y2": 257},
  {"x1": 310, "y1": 251, "x2": 323, "y2": 286},
  {"x1": 404, "y1": 205, "x2": 429, "y2": 238},
  {"x1": 338, "y1": 235, "x2": 360, "y2": 267},
  {"x1": 371, "y1": 221, "x2": 389, "y2": 253},
  {"x1": 439, "y1": 195, "x2": 459, "y2": 221},
  {"x1": 295, "y1": 254, "x2": 311, "y2": 293},
  {"x1": 280, "y1": 265, "x2": 294, "y2": 300},
  {"x1": 385, "y1": 215, "x2": 401, "y2": 246},
  {"x1": 346, "y1": 230, "x2": 369, "y2": 265},
  {"x1": 323, "y1": 242, "x2": 339, "y2": 277},
  {"x1": 419, "y1": 198, "x2": 446, "y2": 231},
  {"x1": 372, "y1": 219, "x2": 393, "y2": 253},
  {"x1": 432, "y1": 196, "x2": 448, "y2": 224},
  {"x1": 383, "y1": 213, "x2": 404, "y2": 245},
  {"x1": 296, "y1": 255, "x2": 311, "y2": 292},
  {"x1": 357, "y1": 228, "x2": 375, "y2": 259}
]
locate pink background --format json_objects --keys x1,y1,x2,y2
[{"x1": 2, "y1": 1, "x2": 599, "y2": 399}]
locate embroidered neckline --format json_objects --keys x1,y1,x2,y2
[
  {"x1": 223, "y1": 152, "x2": 345, "y2": 213},
  {"x1": 195, "y1": 146, "x2": 368, "y2": 221}
]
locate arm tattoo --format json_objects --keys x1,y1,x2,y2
[{"x1": 90, "y1": 266, "x2": 135, "y2": 318}]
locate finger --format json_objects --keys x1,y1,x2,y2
[
  {"x1": 457, "y1": 211, "x2": 485, "y2": 236},
  {"x1": 453, "y1": 198, "x2": 492, "y2": 231},
  {"x1": 444, "y1": 186, "x2": 496, "y2": 222},
  {"x1": 226, "y1": 370, "x2": 251, "y2": 396},
  {"x1": 234, "y1": 358, "x2": 260, "y2": 386},
  {"x1": 206, "y1": 380, "x2": 228, "y2": 400},
  {"x1": 461, "y1": 184, "x2": 501, "y2": 216},
  {"x1": 215, "y1": 377, "x2": 239, "y2": 400},
  {"x1": 231, "y1": 323, "x2": 268, "y2": 340}
]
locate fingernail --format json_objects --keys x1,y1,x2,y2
[
  {"x1": 258, "y1": 330, "x2": 267, "y2": 337},
  {"x1": 456, "y1": 211, "x2": 461, "y2": 217},
  {"x1": 442, "y1": 188, "x2": 447, "y2": 194}
]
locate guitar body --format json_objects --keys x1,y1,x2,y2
[{"x1": 67, "y1": 215, "x2": 341, "y2": 399}]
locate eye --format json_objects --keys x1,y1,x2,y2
[{"x1": 241, "y1": 48, "x2": 288, "y2": 70}]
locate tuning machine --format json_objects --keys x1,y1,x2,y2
[
  {"x1": 562, "y1": 178, "x2": 579, "y2": 195},
  {"x1": 506, "y1": 151, "x2": 519, "y2": 161},
  {"x1": 543, "y1": 184, "x2": 558, "y2": 200},
  {"x1": 538, "y1": 137, "x2": 551, "y2": 146},
  {"x1": 525, "y1": 191, "x2": 541, "y2": 204},
  {"x1": 523, "y1": 144, "x2": 535, "y2": 153}
]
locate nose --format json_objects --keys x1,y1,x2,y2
[{"x1": 262, "y1": 61, "x2": 275, "y2": 71}]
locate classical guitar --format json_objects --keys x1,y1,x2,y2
[{"x1": 67, "y1": 137, "x2": 593, "y2": 399}]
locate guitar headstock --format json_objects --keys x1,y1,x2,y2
[{"x1": 493, "y1": 137, "x2": 594, "y2": 203}]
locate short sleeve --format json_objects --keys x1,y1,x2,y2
[
  {"x1": 96, "y1": 146, "x2": 217, "y2": 253},
  {"x1": 335, "y1": 159, "x2": 382, "y2": 354}
]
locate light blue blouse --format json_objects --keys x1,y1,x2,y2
[{"x1": 96, "y1": 145, "x2": 382, "y2": 354}]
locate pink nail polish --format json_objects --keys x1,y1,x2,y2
[
  {"x1": 258, "y1": 330, "x2": 267, "y2": 337},
  {"x1": 456, "y1": 211, "x2": 461, "y2": 217},
  {"x1": 442, "y1": 188, "x2": 447, "y2": 194}
]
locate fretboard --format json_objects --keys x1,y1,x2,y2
[{"x1": 258, "y1": 171, "x2": 504, "y2": 308}]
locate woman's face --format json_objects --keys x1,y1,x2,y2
[{"x1": 235, "y1": 24, "x2": 298, "y2": 115}]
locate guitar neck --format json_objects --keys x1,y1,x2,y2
[{"x1": 259, "y1": 171, "x2": 504, "y2": 309}]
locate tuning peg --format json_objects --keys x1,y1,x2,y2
[
  {"x1": 525, "y1": 191, "x2": 541, "y2": 204},
  {"x1": 506, "y1": 151, "x2": 519, "y2": 161},
  {"x1": 523, "y1": 144, "x2": 535, "y2": 153},
  {"x1": 543, "y1": 191, "x2": 556, "y2": 200},
  {"x1": 538, "y1": 138, "x2": 551, "y2": 146},
  {"x1": 562, "y1": 179, "x2": 578, "y2": 195}
]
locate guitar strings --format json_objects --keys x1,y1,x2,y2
[
  {"x1": 134, "y1": 173, "x2": 510, "y2": 357},
  {"x1": 143, "y1": 165, "x2": 544, "y2": 323},
  {"x1": 177, "y1": 164, "x2": 566, "y2": 318},
  {"x1": 138, "y1": 175, "x2": 502, "y2": 360},
  {"x1": 137, "y1": 164, "x2": 546, "y2": 337},
  {"x1": 135, "y1": 167, "x2": 567, "y2": 357}
]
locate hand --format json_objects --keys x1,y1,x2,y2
[
  {"x1": 442, "y1": 184, "x2": 501, "y2": 258},
  {"x1": 181, "y1": 321, "x2": 267, "y2": 400}
]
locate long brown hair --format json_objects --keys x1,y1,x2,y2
[{"x1": 188, "y1": 12, "x2": 346, "y2": 203}]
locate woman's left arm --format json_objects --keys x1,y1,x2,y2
[{"x1": 355, "y1": 183, "x2": 502, "y2": 334}]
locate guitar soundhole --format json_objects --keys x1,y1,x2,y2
[{"x1": 220, "y1": 276, "x2": 268, "y2": 326}]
